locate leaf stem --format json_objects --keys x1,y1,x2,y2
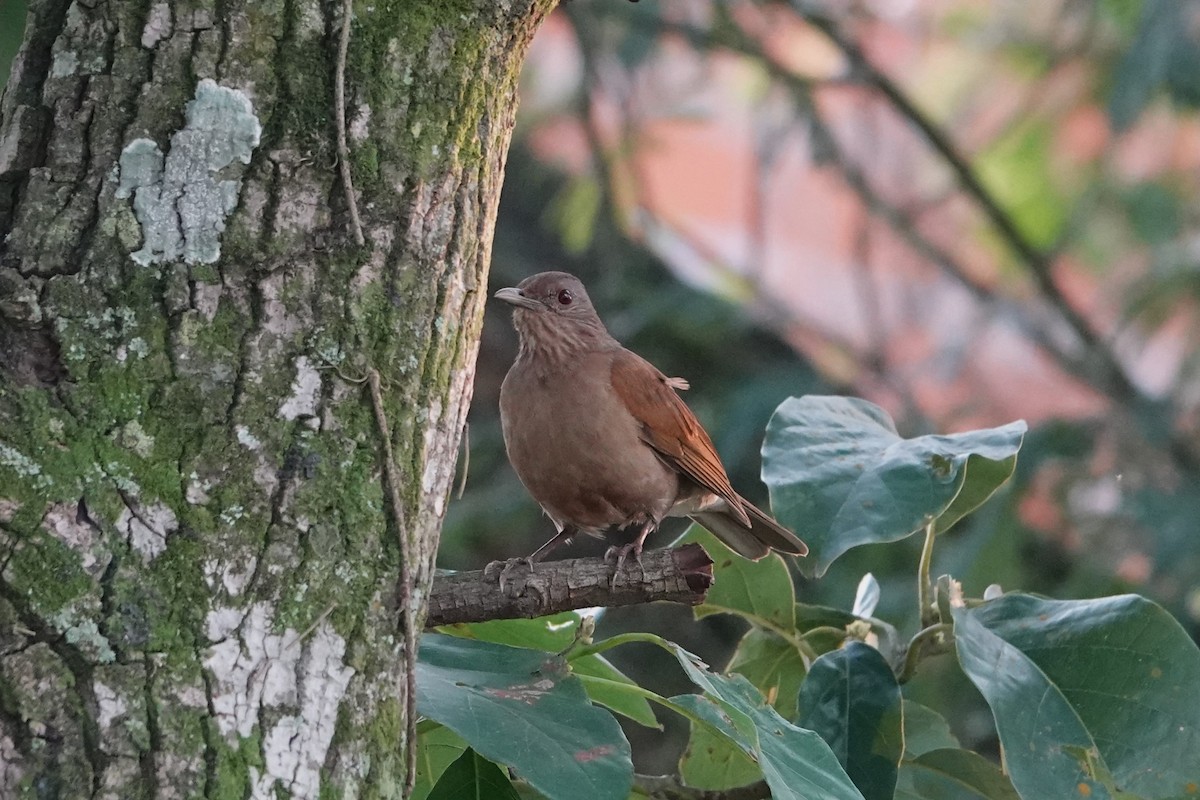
[
  {"x1": 918, "y1": 520, "x2": 938, "y2": 628},
  {"x1": 747, "y1": 616, "x2": 819, "y2": 663},
  {"x1": 578, "y1": 673, "x2": 729, "y2": 738},
  {"x1": 567, "y1": 631, "x2": 675, "y2": 661},
  {"x1": 897, "y1": 622, "x2": 954, "y2": 684}
]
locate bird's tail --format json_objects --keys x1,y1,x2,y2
[{"x1": 691, "y1": 495, "x2": 807, "y2": 561}]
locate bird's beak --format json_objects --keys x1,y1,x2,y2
[{"x1": 494, "y1": 287, "x2": 542, "y2": 311}]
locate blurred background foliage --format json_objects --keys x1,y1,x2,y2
[
  {"x1": 453, "y1": 0, "x2": 1200, "y2": 771},
  {"x1": 4, "y1": 0, "x2": 1200, "y2": 776}
]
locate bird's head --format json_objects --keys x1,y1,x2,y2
[
  {"x1": 494, "y1": 271, "x2": 596, "y2": 317},
  {"x1": 494, "y1": 272, "x2": 612, "y2": 358}
]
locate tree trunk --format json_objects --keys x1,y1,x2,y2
[{"x1": 0, "y1": 0, "x2": 553, "y2": 796}]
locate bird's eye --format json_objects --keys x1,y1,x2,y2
[{"x1": 557, "y1": 289, "x2": 574, "y2": 306}]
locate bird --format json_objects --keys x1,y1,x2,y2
[{"x1": 493, "y1": 271, "x2": 807, "y2": 579}]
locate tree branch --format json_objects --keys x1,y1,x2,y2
[
  {"x1": 792, "y1": 2, "x2": 1143, "y2": 403},
  {"x1": 426, "y1": 544, "x2": 714, "y2": 627},
  {"x1": 591, "y1": 4, "x2": 1200, "y2": 473}
]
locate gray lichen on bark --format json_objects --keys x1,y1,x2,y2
[{"x1": 116, "y1": 79, "x2": 262, "y2": 266}]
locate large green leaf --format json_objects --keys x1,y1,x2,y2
[
  {"x1": 664, "y1": 643, "x2": 864, "y2": 800},
  {"x1": 572, "y1": 658, "x2": 661, "y2": 729},
  {"x1": 682, "y1": 525, "x2": 796, "y2": 630},
  {"x1": 679, "y1": 720, "x2": 762, "y2": 791},
  {"x1": 427, "y1": 748, "x2": 521, "y2": 800},
  {"x1": 726, "y1": 627, "x2": 808, "y2": 719},
  {"x1": 440, "y1": 612, "x2": 658, "y2": 728},
  {"x1": 1109, "y1": 0, "x2": 1200, "y2": 131},
  {"x1": 901, "y1": 701, "x2": 959, "y2": 759},
  {"x1": 954, "y1": 594, "x2": 1200, "y2": 800},
  {"x1": 415, "y1": 634, "x2": 632, "y2": 800},
  {"x1": 436, "y1": 611, "x2": 583, "y2": 651},
  {"x1": 895, "y1": 748, "x2": 1019, "y2": 800},
  {"x1": 412, "y1": 722, "x2": 468, "y2": 800},
  {"x1": 762, "y1": 396, "x2": 1026, "y2": 576},
  {"x1": 797, "y1": 643, "x2": 903, "y2": 800}
]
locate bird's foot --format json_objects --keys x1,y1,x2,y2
[
  {"x1": 604, "y1": 542, "x2": 645, "y2": 588},
  {"x1": 483, "y1": 556, "x2": 535, "y2": 595}
]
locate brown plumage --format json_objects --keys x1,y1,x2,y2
[{"x1": 495, "y1": 271, "x2": 807, "y2": 569}]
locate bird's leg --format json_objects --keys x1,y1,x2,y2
[
  {"x1": 527, "y1": 525, "x2": 578, "y2": 563},
  {"x1": 484, "y1": 526, "x2": 577, "y2": 594},
  {"x1": 605, "y1": 519, "x2": 656, "y2": 588}
]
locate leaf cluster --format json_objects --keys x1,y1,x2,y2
[{"x1": 417, "y1": 396, "x2": 1200, "y2": 799}]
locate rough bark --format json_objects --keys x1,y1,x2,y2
[
  {"x1": 0, "y1": 0, "x2": 554, "y2": 796},
  {"x1": 426, "y1": 544, "x2": 716, "y2": 627}
]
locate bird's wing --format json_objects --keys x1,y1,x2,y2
[{"x1": 609, "y1": 349, "x2": 751, "y2": 526}]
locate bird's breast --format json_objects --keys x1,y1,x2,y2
[{"x1": 500, "y1": 353, "x2": 679, "y2": 530}]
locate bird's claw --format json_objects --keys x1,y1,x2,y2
[
  {"x1": 483, "y1": 556, "x2": 535, "y2": 595},
  {"x1": 604, "y1": 543, "x2": 644, "y2": 588}
]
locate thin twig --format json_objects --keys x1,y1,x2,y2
[
  {"x1": 283, "y1": 603, "x2": 338, "y2": 652},
  {"x1": 335, "y1": 0, "x2": 365, "y2": 246},
  {"x1": 367, "y1": 369, "x2": 416, "y2": 796}
]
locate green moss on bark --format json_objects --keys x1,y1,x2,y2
[
  {"x1": 362, "y1": 697, "x2": 404, "y2": 800},
  {"x1": 208, "y1": 729, "x2": 265, "y2": 800}
]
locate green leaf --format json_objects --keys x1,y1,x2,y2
[
  {"x1": 412, "y1": 722, "x2": 469, "y2": 800},
  {"x1": 726, "y1": 627, "x2": 808, "y2": 719},
  {"x1": 954, "y1": 593, "x2": 1200, "y2": 800},
  {"x1": 438, "y1": 613, "x2": 657, "y2": 727},
  {"x1": 797, "y1": 643, "x2": 903, "y2": 800},
  {"x1": 795, "y1": 603, "x2": 857, "y2": 655},
  {"x1": 1123, "y1": 182, "x2": 1182, "y2": 245},
  {"x1": 932, "y1": 447, "x2": 1019, "y2": 535},
  {"x1": 664, "y1": 643, "x2": 864, "y2": 800},
  {"x1": 572, "y1": 657, "x2": 661, "y2": 729},
  {"x1": 427, "y1": 748, "x2": 521, "y2": 800},
  {"x1": 795, "y1": 603, "x2": 859, "y2": 632},
  {"x1": 436, "y1": 611, "x2": 583, "y2": 651},
  {"x1": 671, "y1": 690, "x2": 862, "y2": 800},
  {"x1": 762, "y1": 396, "x2": 1026, "y2": 576},
  {"x1": 901, "y1": 701, "x2": 959, "y2": 759},
  {"x1": 416, "y1": 634, "x2": 632, "y2": 800},
  {"x1": 1108, "y1": 0, "x2": 1200, "y2": 131},
  {"x1": 679, "y1": 720, "x2": 763, "y2": 791},
  {"x1": 682, "y1": 525, "x2": 795, "y2": 629},
  {"x1": 975, "y1": 121, "x2": 1065, "y2": 248},
  {"x1": 546, "y1": 175, "x2": 601, "y2": 255},
  {"x1": 896, "y1": 748, "x2": 1019, "y2": 800}
]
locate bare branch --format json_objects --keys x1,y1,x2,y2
[
  {"x1": 587, "y1": 4, "x2": 1170, "y2": 419},
  {"x1": 426, "y1": 544, "x2": 714, "y2": 628},
  {"x1": 790, "y1": 3, "x2": 1149, "y2": 406}
]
